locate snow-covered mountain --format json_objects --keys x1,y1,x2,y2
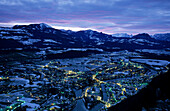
[
  {"x1": 13, "y1": 23, "x2": 53, "y2": 31},
  {"x1": 152, "y1": 33, "x2": 170, "y2": 41},
  {"x1": 112, "y1": 33, "x2": 133, "y2": 37}
]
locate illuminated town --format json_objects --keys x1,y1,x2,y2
[
  {"x1": 1, "y1": 0, "x2": 170, "y2": 110},
  {"x1": 0, "y1": 51, "x2": 169, "y2": 111}
]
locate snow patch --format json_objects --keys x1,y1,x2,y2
[
  {"x1": 44, "y1": 39, "x2": 62, "y2": 44},
  {"x1": 19, "y1": 39, "x2": 41, "y2": 45},
  {"x1": 1, "y1": 36, "x2": 29, "y2": 40},
  {"x1": 131, "y1": 58, "x2": 169, "y2": 66}
]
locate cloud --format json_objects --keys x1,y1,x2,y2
[
  {"x1": 0, "y1": 0, "x2": 170, "y2": 34},
  {"x1": 0, "y1": 0, "x2": 22, "y2": 5},
  {"x1": 58, "y1": 0, "x2": 74, "y2": 6}
]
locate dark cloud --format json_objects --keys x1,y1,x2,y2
[{"x1": 0, "y1": 0, "x2": 170, "y2": 34}]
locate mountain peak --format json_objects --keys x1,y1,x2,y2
[
  {"x1": 13, "y1": 23, "x2": 52, "y2": 30},
  {"x1": 39, "y1": 23, "x2": 52, "y2": 29},
  {"x1": 133, "y1": 33, "x2": 152, "y2": 39}
]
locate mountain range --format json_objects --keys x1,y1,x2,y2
[
  {"x1": 152, "y1": 33, "x2": 170, "y2": 41},
  {"x1": 0, "y1": 23, "x2": 170, "y2": 52}
]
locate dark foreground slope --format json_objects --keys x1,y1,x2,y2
[{"x1": 108, "y1": 65, "x2": 170, "y2": 111}]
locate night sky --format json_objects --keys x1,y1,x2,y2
[{"x1": 0, "y1": 0, "x2": 170, "y2": 34}]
